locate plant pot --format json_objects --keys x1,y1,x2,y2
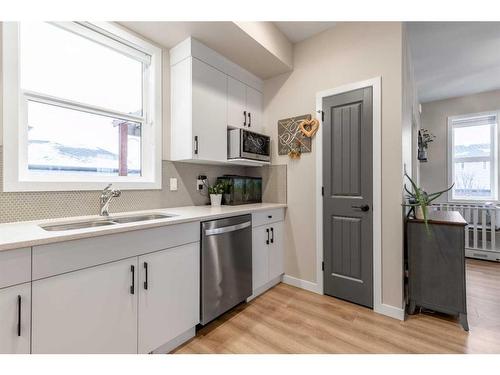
[
  {"x1": 210, "y1": 194, "x2": 222, "y2": 206},
  {"x1": 415, "y1": 206, "x2": 425, "y2": 220},
  {"x1": 418, "y1": 149, "x2": 428, "y2": 162}
]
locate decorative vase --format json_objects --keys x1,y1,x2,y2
[
  {"x1": 210, "y1": 194, "x2": 222, "y2": 206},
  {"x1": 415, "y1": 206, "x2": 425, "y2": 220},
  {"x1": 418, "y1": 149, "x2": 428, "y2": 162}
]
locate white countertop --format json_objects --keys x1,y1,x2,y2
[{"x1": 0, "y1": 203, "x2": 287, "y2": 252}]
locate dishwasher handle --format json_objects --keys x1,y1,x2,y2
[{"x1": 205, "y1": 221, "x2": 251, "y2": 236}]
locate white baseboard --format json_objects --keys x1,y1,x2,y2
[
  {"x1": 374, "y1": 303, "x2": 405, "y2": 321},
  {"x1": 247, "y1": 275, "x2": 282, "y2": 302},
  {"x1": 282, "y1": 275, "x2": 405, "y2": 321},
  {"x1": 282, "y1": 274, "x2": 321, "y2": 294}
]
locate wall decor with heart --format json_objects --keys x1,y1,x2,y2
[
  {"x1": 278, "y1": 114, "x2": 313, "y2": 158},
  {"x1": 299, "y1": 118, "x2": 320, "y2": 138}
]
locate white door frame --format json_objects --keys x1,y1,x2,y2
[{"x1": 315, "y1": 77, "x2": 386, "y2": 318}]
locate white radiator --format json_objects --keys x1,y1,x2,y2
[{"x1": 430, "y1": 203, "x2": 500, "y2": 262}]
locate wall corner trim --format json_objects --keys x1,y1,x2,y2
[
  {"x1": 282, "y1": 274, "x2": 321, "y2": 294},
  {"x1": 374, "y1": 304, "x2": 405, "y2": 321}
]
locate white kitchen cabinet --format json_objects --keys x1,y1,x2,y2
[
  {"x1": 0, "y1": 283, "x2": 31, "y2": 354},
  {"x1": 252, "y1": 225, "x2": 270, "y2": 291},
  {"x1": 227, "y1": 76, "x2": 263, "y2": 131},
  {"x1": 171, "y1": 57, "x2": 227, "y2": 163},
  {"x1": 170, "y1": 37, "x2": 264, "y2": 164},
  {"x1": 32, "y1": 258, "x2": 138, "y2": 354},
  {"x1": 269, "y1": 221, "x2": 284, "y2": 280},
  {"x1": 138, "y1": 243, "x2": 199, "y2": 354},
  {"x1": 251, "y1": 218, "x2": 285, "y2": 295},
  {"x1": 227, "y1": 76, "x2": 247, "y2": 129},
  {"x1": 246, "y1": 85, "x2": 263, "y2": 131},
  {"x1": 192, "y1": 58, "x2": 228, "y2": 161}
]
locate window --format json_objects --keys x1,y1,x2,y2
[
  {"x1": 3, "y1": 22, "x2": 162, "y2": 191},
  {"x1": 448, "y1": 112, "x2": 498, "y2": 201}
]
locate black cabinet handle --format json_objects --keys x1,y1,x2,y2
[
  {"x1": 17, "y1": 295, "x2": 21, "y2": 337},
  {"x1": 270, "y1": 227, "x2": 274, "y2": 244},
  {"x1": 352, "y1": 204, "x2": 370, "y2": 212},
  {"x1": 194, "y1": 136, "x2": 199, "y2": 155},
  {"x1": 268, "y1": 215, "x2": 272, "y2": 219},
  {"x1": 243, "y1": 111, "x2": 247, "y2": 126},
  {"x1": 130, "y1": 265, "x2": 135, "y2": 295},
  {"x1": 248, "y1": 112, "x2": 251, "y2": 127},
  {"x1": 144, "y1": 262, "x2": 148, "y2": 290},
  {"x1": 266, "y1": 228, "x2": 270, "y2": 245}
]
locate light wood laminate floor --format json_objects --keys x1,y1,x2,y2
[{"x1": 174, "y1": 259, "x2": 500, "y2": 353}]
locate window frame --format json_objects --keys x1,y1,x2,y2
[
  {"x1": 447, "y1": 111, "x2": 499, "y2": 203},
  {"x1": 2, "y1": 21, "x2": 162, "y2": 192}
]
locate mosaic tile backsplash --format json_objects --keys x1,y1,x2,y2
[{"x1": 0, "y1": 146, "x2": 287, "y2": 223}]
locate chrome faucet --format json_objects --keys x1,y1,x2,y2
[{"x1": 99, "y1": 184, "x2": 121, "y2": 216}]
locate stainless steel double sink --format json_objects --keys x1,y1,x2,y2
[{"x1": 40, "y1": 213, "x2": 175, "y2": 232}]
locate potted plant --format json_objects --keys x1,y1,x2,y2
[
  {"x1": 208, "y1": 182, "x2": 225, "y2": 206},
  {"x1": 403, "y1": 173, "x2": 454, "y2": 226},
  {"x1": 417, "y1": 128, "x2": 435, "y2": 162}
]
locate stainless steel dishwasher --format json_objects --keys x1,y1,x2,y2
[{"x1": 200, "y1": 214, "x2": 252, "y2": 325}]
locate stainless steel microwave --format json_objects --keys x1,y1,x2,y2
[{"x1": 228, "y1": 129, "x2": 271, "y2": 162}]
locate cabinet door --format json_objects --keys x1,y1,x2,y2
[
  {"x1": 269, "y1": 221, "x2": 285, "y2": 280},
  {"x1": 0, "y1": 283, "x2": 31, "y2": 354},
  {"x1": 227, "y1": 76, "x2": 247, "y2": 129},
  {"x1": 138, "y1": 243, "x2": 199, "y2": 354},
  {"x1": 252, "y1": 225, "x2": 270, "y2": 291},
  {"x1": 192, "y1": 58, "x2": 228, "y2": 162},
  {"x1": 32, "y1": 258, "x2": 138, "y2": 354},
  {"x1": 246, "y1": 86, "x2": 263, "y2": 131}
]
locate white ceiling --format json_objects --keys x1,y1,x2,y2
[
  {"x1": 120, "y1": 21, "x2": 292, "y2": 79},
  {"x1": 274, "y1": 22, "x2": 336, "y2": 43},
  {"x1": 407, "y1": 22, "x2": 500, "y2": 103},
  {"x1": 120, "y1": 22, "x2": 337, "y2": 79}
]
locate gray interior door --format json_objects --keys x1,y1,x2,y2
[{"x1": 323, "y1": 87, "x2": 373, "y2": 308}]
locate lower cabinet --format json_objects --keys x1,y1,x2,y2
[
  {"x1": 269, "y1": 221, "x2": 284, "y2": 280},
  {"x1": 252, "y1": 225, "x2": 270, "y2": 291},
  {"x1": 32, "y1": 257, "x2": 139, "y2": 354},
  {"x1": 138, "y1": 243, "x2": 199, "y2": 353},
  {"x1": 0, "y1": 283, "x2": 31, "y2": 354},
  {"x1": 31, "y1": 242, "x2": 200, "y2": 354},
  {"x1": 252, "y1": 220, "x2": 284, "y2": 294}
]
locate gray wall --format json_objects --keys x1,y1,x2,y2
[{"x1": 420, "y1": 88, "x2": 500, "y2": 200}]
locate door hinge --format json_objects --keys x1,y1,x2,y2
[
  {"x1": 321, "y1": 186, "x2": 324, "y2": 196},
  {"x1": 322, "y1": 261, "x2": 324, "y2": 271}
]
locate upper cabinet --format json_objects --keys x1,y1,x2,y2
[
  {"x1": 170, "y1": 57, "x2": 227, "y2": 162},
  {"x1": 227, "y1": 77, "x2": 263, "y2": 131},
  {"x1": 170, "y1": 38, "x2": 264, "y2": 164}
]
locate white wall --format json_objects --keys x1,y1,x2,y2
[
  {"x1": 420, "y1": 88, "x2": 500, "y2": 198},
  {"x1": 234, "y1": 22, "x2": 293, "y2": 70},
  {"x1": 402, "y1": 24, "x2": 421, "y2": 185},
  {"x1": 263, "y1": 22, "x2": 405, "y2": 309}
]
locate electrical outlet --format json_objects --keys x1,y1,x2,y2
[
  {"x1": 197, "y1": 175, "x2": 207, "y2": 191},
  {"x1": 169, "y1": 178, "x2": 178, "y2": 191}
]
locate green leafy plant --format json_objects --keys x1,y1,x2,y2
[
  {"x1": 403, "y1": 173, "x2": 454, "y2": 227},
  {"x1": 418, "y1": 128, "x2": 435, "y2": 149},
  {"x1": 208, "y1": 182, "x2": 225, "y2": 195}
]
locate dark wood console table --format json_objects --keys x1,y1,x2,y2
[{"x1": 406, "y1": 211, "x2": 469, "y2": 331}]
